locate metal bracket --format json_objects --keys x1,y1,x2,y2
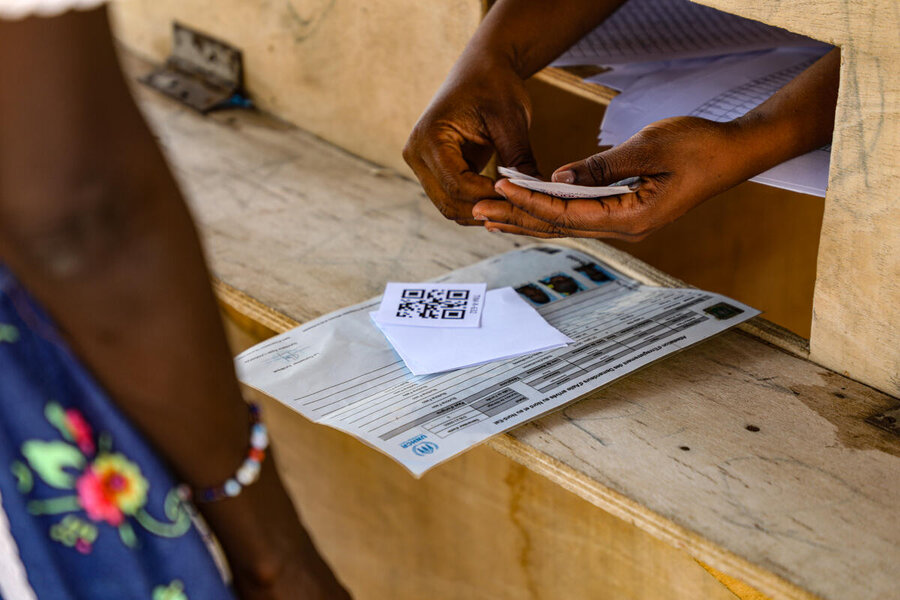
[
  {"x1": 140, "y1": 23, "x2": 246, "y2": 113},
  {"x1": 866, "y1": 404, "x2": 900, "y2": 438}
]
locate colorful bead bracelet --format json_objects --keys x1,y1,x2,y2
[{"x1": 179, "y1": 402, "x2": 269, "y2": 503}]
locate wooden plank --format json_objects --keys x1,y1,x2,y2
[
  {"x1": 682, "y1": 0, "x2": 900, "y2": 396},
  {"x1": 698, "y1": 562, "x2": 774, "y2": 600},
  {"x1": 489, "y1": 314, "x2": 899, "y2": 600},
  {"x1": 123, "y1": 53, "x2": 899, "y2": 600},
  {"x1": 221, "y1": 313, "x2": 744, "y2": 600},
  {"x1": 533, "y1": 67, "x2": 617, "y2": 105}
]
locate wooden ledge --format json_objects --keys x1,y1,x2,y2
[
  {"x1": 533, "y1": 67, "x2": 618, "y2": 104},
  {"x1": 127, "y1": 52, "x2": 899, "y2": 600}
]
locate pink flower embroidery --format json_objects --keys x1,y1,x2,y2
[
  {"x1": 63, "y1": 409, "x2": 95, "y2": 455},
  {"x1": 76, "y1": 454, "x2": 148, "y2": 526}
]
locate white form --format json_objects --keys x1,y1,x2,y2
[
  {"x1": 236, "y1": 246, "x2": 759, "y2": 476},
  {"x1": 552, "y1": 0, "x2": 825, "y2": 67},
  {"x1": 375, "y1": 282, "x2": 486, "y2": 328},
  {"x1": 372, "y1": 287, "x2": 574, "y2": 376},
  {"x1": 593, "y1": 47, "x2": 832, "y2": 197}
]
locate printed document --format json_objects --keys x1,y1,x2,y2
[
  {"x1": 594, "y1": 47, "x2": 832, "y2": 197},
  {"x1": 546, "y1": 0, "x2": 832, "y2": 197},
  {"x1": 372, "y1": 286, "x2": 573, "y2": 376},
  {"x1": 236, "y1": 246, "x2": 758, "y2": 476},
  {"x1": 552, "y1": 0, "x2": 825, "y2": 67},
  {"x1": 374, "y1": 282, "x2": 486, "y2": 328}
]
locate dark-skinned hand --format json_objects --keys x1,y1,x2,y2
[
  {"x1": 472, "y1": 116, "x2": 749, "y2": 241},
  {"x1": 403, "y1": 58, "x2": 540, "y2": 226}
]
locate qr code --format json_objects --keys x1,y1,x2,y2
[{"x1": 397, "y1": 289, "x2": 470, "y2": 320}]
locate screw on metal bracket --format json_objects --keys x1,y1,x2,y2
[
  {"x1": 866, "y1": 405, "x2": 900, "y2": 438},
  {"x1": 140, "y1": 22, "x2": 248, "y2": 113}
]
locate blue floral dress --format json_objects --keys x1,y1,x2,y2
[{"x1": 0, "y1": 265, "x2": 235, "y2": 599}]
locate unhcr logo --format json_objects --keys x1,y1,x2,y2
[{"x1": 412, "y1": 441, "x2": 438, "y2": 456}]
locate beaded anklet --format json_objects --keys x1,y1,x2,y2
[{"x1": 179, "y1": 402, "x2": 269, "y2": 503}]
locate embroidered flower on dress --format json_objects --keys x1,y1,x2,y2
[
  {"x1": 49, "y1": 514, "x2": 98, "y2": 554},
  {"x1": 76, "y1": 453, "x2": 149, "y2": 526},
  {"x1": 64, "y1": 408, "x2": 95, "y2": 455},
  {"x1": 14, "y1": 401, "x2": 192, "y2": 555}
]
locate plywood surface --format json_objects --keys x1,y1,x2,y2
[
  {"x1": 124, "y1": 52, "x2": 900, "y2": 600},
  {"x1": 686, "y1": 0, "x2": 900, "y2": 397},
  {"x1": 222, "y1": 317, "x2": 743, "y2": 600}
]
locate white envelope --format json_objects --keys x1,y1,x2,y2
[{"x1": 371, "y1": 286, "x2": 573, "y2": 376}]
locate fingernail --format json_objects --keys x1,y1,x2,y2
[
  {"x1": 486, "y1": 226, "x2": 498, "y2": 233},
  {"x1": 553, "y1": 170, "x2": 575, "y2": 184},
  {"x1": 473, "y1": 214, "x2": 488, "y2": 221}
]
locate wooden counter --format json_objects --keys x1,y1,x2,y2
[
  {"x1": 112, "y1": 0, "x2": 899, "y2": 399},
  {"x1": 124, "y1": 53, "x2": 900, "y2": 600}
]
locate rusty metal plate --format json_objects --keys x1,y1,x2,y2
[
  {"x1": 140, "y1": 23, "x2": 245, "y2": 113},
  {"x1": 866, "y1": 404, "x2": 900, "y2": 437}
]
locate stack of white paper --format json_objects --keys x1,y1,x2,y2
[
  {"x1": 592, "y1": 47, "x2": 832, "y2": 197},
  {"x1": 498, "y1": 166, "x2": 638, "y2": 198},
  {"x1": 552, "y1": 0, "x2": 826, "y2": 67},
  {"x1": 548, "y1": 0, "x2": 832, "y2": 197},
  {"x1": 371, "y1": 284, "x2": 572, "y2": 375}
]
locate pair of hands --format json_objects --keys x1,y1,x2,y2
[{"x1": 404, "y1": 62, "x2": 744, "y2": 241}]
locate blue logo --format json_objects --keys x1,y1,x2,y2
[{"x1": 412, "y1": 441, "x2": 438, "y2": 456}]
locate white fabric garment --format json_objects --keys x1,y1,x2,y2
[
  {"x1": 0, "y1": 0, "x2": 107, "y2": 20},
  {"x1": 0, "y1": 488, "x2": 37, "y2": 600}
]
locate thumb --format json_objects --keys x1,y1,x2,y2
[
  {"x1": 487, "y1": 112, "x2": 541, "y2": 178},
  {"x1": 552, "y1": 143, "x2": 642, "y2": 186}
]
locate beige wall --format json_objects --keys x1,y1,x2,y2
[
  {"x1": 690, "y1": 0, "x2": 900, "y2": 396},
  {"x1": 111, "y1": 0, "x2": 482, "y2": 174}
]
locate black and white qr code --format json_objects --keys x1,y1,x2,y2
[{"x1": 396, "y1": 289, "x2": 470, "y2": 320}]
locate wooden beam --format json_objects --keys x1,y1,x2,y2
[{"x1": 122, "y1": 55, "x2": 899, "y2": 599}]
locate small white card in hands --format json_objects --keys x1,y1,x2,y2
[
  {"x1": 372, "y1": 286, "x2": 573, "y2": 376},
  {"x1": 375, "y1": 282, "x2": 487, "y2": 328},
  {"x1": 498, "y1": 166, "x2": 638, "y2": 199}
]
